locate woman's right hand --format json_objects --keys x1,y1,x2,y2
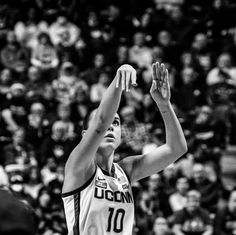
[{"x1": 115, "y1": 64, "x2": 137, "y2": 92}]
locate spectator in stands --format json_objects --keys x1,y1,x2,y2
[
  {"x1": 1, "y1": 83, "x2": 29, "y2": 131},
  {"x1": 190, "y1": 33, "x2": 213, "y2": 74},
  {"x1": 173, "y1": 67, "x2": 206, "y2": 113},
  {"x1": 206, "y1": 52, "x2": 236, "y2": 86},
  {"x1": 169, "y1": 177, "x2": 189, "y2": 212},
  {"x1": 54, "y1": 102, "x2": 77, "y2": 140},
  {"x1": 165, "y1": 5, "x2": 192, "y2": 49},
  {"x1": 162, "y1": 164, "x2": 178, "y2": 195},
  {"x1": 214, "y1": 189, "x2": 236, "y2": 235},
  {"x1": 40, "y1": 120, "x2": 74, "y2": 166},
  {"x1": 129, "y1": 31, "x2": 152, "y2": 69},
  {"x1": 136, "y1": 174, "x2": 171, "y2": 234},
  {"x1": 25, "y1": 66, "x2": 44, "y2": 102},
  {"x1": 81, "y1": 53, "x2": 107, "y2": 85},
  {"x1": 190, "y1": 105, "x2": 228, "y2": 149},
  {"x1": 24, "y1": 165, "x2": 43, "y2": 201},
  {"x1": 172, "y1": 190, "x2": 213, "y2": 235},
  {"x1": 90, "y1": 68, "x2": 111, "y2": 105},
  {"x1": 49, "y1": 15, "x2": 80, "y2": 47},
  {"x1": 0, "y1": 30, "x2": 29, "y2": 77},
  {"x1": 25, "y1": 102, "x2": 50, "y2": 150},
  {"x1": 14, "y1": 7, "x2": 48, "y2": 49},
  {"x1": 156, "y1": 30, "x2": 180, "y2": 65},
  {"x1": 30, "y1": 32, "x2": 59, "y2": 81},
  {"x1": 152, "y1": 216, "x2": 172, "y2": 235},
  {"x1": 0, "y1": 68, "x2": 14, "y2": 107},
  {"x1": 189, "y1": 162, "x2": 224, "y2": 213},
  {"x1": 2, "y1": 128, "x2": 37, "y2": 167},
  {"x1": 112, "y1": 45, "x2": 131, "y2": 71}
]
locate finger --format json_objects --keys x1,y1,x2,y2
[
  {"x1": 152, "y1": 63, "x2": 156, "y2": 80},
  {"x1": 131, "y1": 70, "x2": 137, "y2": 86},
  {"x1": 165, "y1": 69, "x2": 170, "y2": 91},
  {"x1": 115, "y1": 70, "x2": 121, "y2": 88},
  {"x1": 160, "y1": 63, "x2": 165, "y2": 83},
  {"x1": 165, "y1": 68, "x2": 169, "y2": 84},
  {"x1": 152, "y1": 79, "x2": 157, "y2": 90},
  {"x1": 126, "y1": 71, "x2": 131, "y2": 92},
  {"x1": 156, "y1": 62, "x2": 161, "y2": 81},
  {"x1": 121, "y1": 70, "x2": 125, "y2": 90}
]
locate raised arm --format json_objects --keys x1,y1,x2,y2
[
  {"x1": 120, "y1": 62, "x2": 187, "y2": 183},
  {"x1": 62, "y1": 64, "x2": 137, "y2": 193}
]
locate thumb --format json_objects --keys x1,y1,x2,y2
[{"x1": 150, "y1": 79, "x2": 157, "y2": 92}]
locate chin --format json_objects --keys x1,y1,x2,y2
[{"x1": 100, "y1": 142, "x2": 117, "y2": 150}]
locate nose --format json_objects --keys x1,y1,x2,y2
[{"x1": 107, "y1": 125, "x2": 114, "y2": 132}]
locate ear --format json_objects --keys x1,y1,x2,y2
[{"x1": 81, "y1": 130, "x2": 86, "y2": 136}]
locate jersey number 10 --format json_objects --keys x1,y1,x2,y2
[{"x1": 107, "y1": 207, "x2": 125, "y2": 233}]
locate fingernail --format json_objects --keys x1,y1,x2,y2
[{"x1": 133, "y1": 83, "x2": 138, "y2": 87}]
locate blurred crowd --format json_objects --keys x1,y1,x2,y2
[{"x1": 0, "y1": 0, "x2": 236, "y2": 234}]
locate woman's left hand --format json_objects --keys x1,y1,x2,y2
[{"x1": 150, "y1": 62, "x2": 171, "y2": 107}]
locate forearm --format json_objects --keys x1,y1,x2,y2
[
  {"x1": 158, "y1": 101, "x2": 187, "y2": 154},
  {"x1": 95, "y1": 76, "x2": 122, "y2": 131}
]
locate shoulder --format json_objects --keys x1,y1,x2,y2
[
  {"x1": 117, "y1": 155, "x2": 143, "y2": 183},
  {"x1": 62, "y1": 162, "x2": 97, "y2": 196}
]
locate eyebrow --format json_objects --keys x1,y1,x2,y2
[{"x1": 114, "y1": 117, "x2": 120, "y2": 122}]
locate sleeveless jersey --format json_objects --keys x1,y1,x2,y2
[{"x1": 62, "y1": 163, "x2": 134, "y2": 235}]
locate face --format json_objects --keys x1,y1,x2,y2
[
  {"x1": 13, "y1": 129, "x2": 25, "y2": 144},
  {"x1": 94, "y1": 54, "x2": 105, "y2": 68},
  {"x1": 133, "y1": 32, "x2": 145, "y2": 47},
  {"x1": 57, "y1": 104, "x2": 71, "y2": 120},
  {"x1": 87, "y1": 111, "x2": 121, "y2": 150},
  {"x1": 193, "y1": 33, "x2": 207, "y2": 49},
  {"x1": 186, "y1": 191, "x2": 201, "y2": 212},
  {"x1": 182, "y1": 67, "x2": 196, "y2": 84},
  {"x1": 30, "y1": 102, "x2": 45, "y2": 116},
  {"x1": 158, "y1": 30, "x2": 171, "y2": 46},
  {"x1": 181, "y1": 52, "x2": 193, "y2": 66},
  {"x1": 28, "y1": 66, "x2": 40, "y2": 81},
  {"x1": 117, "y1": 46, "x2": 128, "y2": 61},
  {"x1": 217, "y1": 53, "x2": 231, "y2": 69},
  {"x1": 163, "y1": 164, "x2": 175, "y2": 179},
  {"x1": 176, "y1": 177, "x2": 189, "y2": 194},
  {"x1": 192, "y1": 163, "x2": 205, "y2": 183},
  {"x1": 7, "y1": 31, "x2": 17, "y2": 44},
  {"x1": 148, "y1": 174, "x2": 162, "y2": 192},
  {"x1": 153, "y1": 217, "x2": 169, "y2": 235}
]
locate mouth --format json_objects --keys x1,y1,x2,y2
[{"x1": 105, "y1": 133, "x2": 115, "y2": 139}]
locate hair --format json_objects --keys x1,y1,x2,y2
[{"x1": 82, "y1": 108, "x2": 98, "y2": 130}]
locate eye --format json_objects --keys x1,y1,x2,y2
[{"x1": 113, "y1": 120, "x2": 120, "y2": 126}]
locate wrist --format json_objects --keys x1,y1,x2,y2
[{"x1": 156, "y1": 101, "x2": 171, "y2": 113}]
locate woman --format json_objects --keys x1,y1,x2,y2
[{"x1": 62, "y1": 62, "x2": 187, "y2": 234}]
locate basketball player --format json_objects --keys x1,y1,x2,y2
[{"x1": 62, "y1": 62, "x2": 187, "y2": 234}]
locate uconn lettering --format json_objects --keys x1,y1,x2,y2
[{"x1": 94, "y1": 187, "x2": 133, "y2": 203}]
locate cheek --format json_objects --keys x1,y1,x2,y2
[{"x1": 115, "y1": 128, "x2": 121, "y2": 144}]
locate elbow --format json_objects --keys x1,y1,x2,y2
[
  {"x1": 171, "y1": 140, "x2": 188, "y2": 158},
  {"x1": 181, "y1": 140, "x2": 188, "y2": 155},
  {"x1": 178, "y1": 141, "x2": 188, "y2": 156}
]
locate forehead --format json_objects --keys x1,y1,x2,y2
[{"x1": 88, "y1": 111, "x2": 120, "y2": 124}]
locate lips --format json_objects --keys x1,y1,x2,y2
[{"x1": 105, "y1": 133, "x2": 115, "y2": 139}]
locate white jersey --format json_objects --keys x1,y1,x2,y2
[{"x1": 62, "y1": 163, "x2": 134, "y2": 235}]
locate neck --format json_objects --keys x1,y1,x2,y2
[{"x1": 96, "y1": 148, "x2": 114, "y2": 175}]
